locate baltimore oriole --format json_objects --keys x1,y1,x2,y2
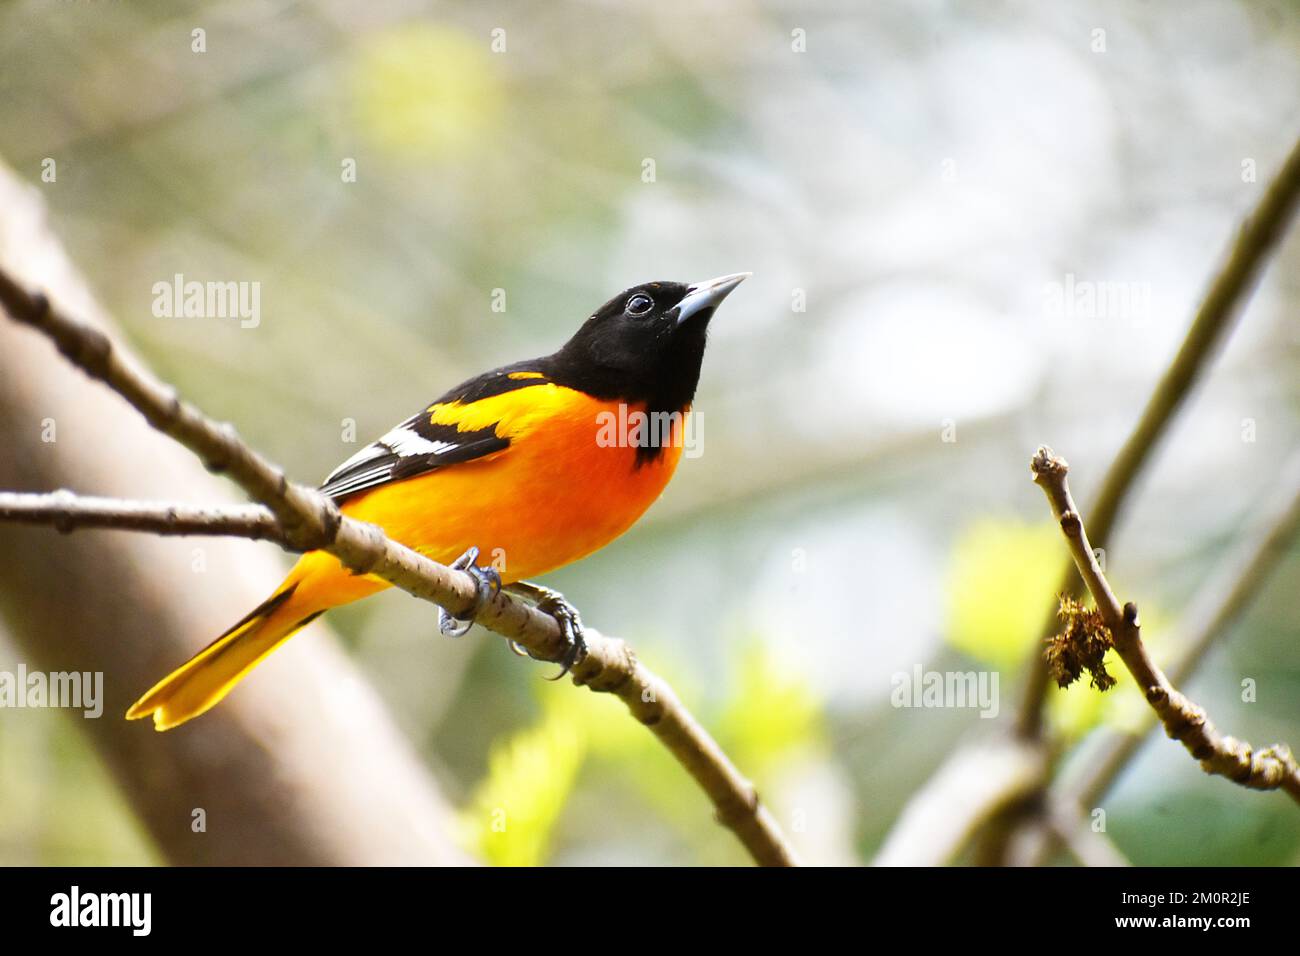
[{"x1": 127, "y1": 274, "x2": 747, "y2": 730}]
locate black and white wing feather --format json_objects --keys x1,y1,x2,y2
[
  {"x1": 319, "y1": 414, "x2": 508, "y2": 501},
  {"x1": 318, "y1": 362, "x2": 554, "y2": 501}
]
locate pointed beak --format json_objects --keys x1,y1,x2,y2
[{"x1": 675, "y1": 272, "x2": 750, "y2": 325}]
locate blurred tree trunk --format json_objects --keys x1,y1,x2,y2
[{"x1": 0, "y1": 162, "x2": 469, "y2": 865}]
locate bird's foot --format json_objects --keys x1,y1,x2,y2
[
  {"x1": 505, "y1": 581, "x2": 588, "y2": 679},
  {"x1": 439, "y1": 546, "x2": 501, "y2": 638}
]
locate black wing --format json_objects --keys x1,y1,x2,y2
[
  {"x1": 318, "y1": 362, "x2": 550, "y2": 502},
  {"x1": 319, "y1": 415, "x2": 509, "y2": 500}
]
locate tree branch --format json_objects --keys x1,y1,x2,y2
[
  {"x1": 0, "y1": 267, "x2": 799, "y2": 867},
  {"x1": 1071, "y1": 455, "x2": 1300, "y2": 810},
  {"x1": 905, "y1": 138, "x2": 1300, "y2": 867},
  {"x1": 1030, "y1": 446, "x2": 1300, "y2": 804},
  {"x1": 1016, "y1": 457, "x2": 1300, "y2": 865},
  {"x1": 0, "y1": 490, "x2": 285, "y2": 542},
  {"x1": 1016, "y1": 135, "x2": 1300, "y2": 739},
  {"x1": 0, "y1": 160, "x2": 469, "y2": 865}
]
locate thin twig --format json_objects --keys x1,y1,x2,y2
[
  {"x1": 0, "y1": 268, "x2": 799, "y2": 867},
  {"x1": 1072, "y1": 456, "x2": 1300, "y2": 810},
  {"x1": 920, "y1": 138, "x2": 1300, "y2": 867},
  {"x1": 1016, "y1": 135, "x2": 1300, "y2": 739},
  {"x1": 1030, "y1": 447, "x2": 1300, "y2": 804},
  {"x1": 1019, "y1": 459, "x2": 1300, "y2": 865},
  {"x1": 0, "y1": 490, "x2": 285, "y2": 542}
]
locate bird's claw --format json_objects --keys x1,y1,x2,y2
[
  {"x1": 539, "y1": 594, "x2": 587, "y2": 680},
  {"x1": 506, "y1": 582, "x2": 587, "y2": 678},
  {"x1": 438, "y1": 546, "x2": 501, "y2": 638}
]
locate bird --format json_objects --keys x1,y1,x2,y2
[{"x1": 126, "y1": 274, "x2": 748, "y2": 730}]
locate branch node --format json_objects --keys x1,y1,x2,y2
[
  {"x1": 50, "y1": 487, "x2": 75, "y2": 533},
  {"x1": 579, "y1": 639, "x2": 636, "y2": 694},
  {"x1": 1122, "y1": 601, "x2": 1139, "y2": 627},
  {"x1": 68, "y1": 322, "x2": 112, "y2": 377},
  {"x1": 317, "y1": 500, "x2": 342, "y2": 543},
  {"x1": 1030, "y1": 445, "x2": 1068, "y2": 483},
  {"x1": 715, "y1": 782, "x2": 761, "y2": 826}
]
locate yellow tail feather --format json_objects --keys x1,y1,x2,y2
[{"x1": 126, "y1": 584, "x2": 321, "y2": 731}]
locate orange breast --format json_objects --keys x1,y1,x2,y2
[{"x1": 337, "y1": 386, "x2": 686, "y2": 586}]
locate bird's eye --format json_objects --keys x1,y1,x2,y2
[{"x1": 625, "y1": 293, "x2": 654, "y2": 317}]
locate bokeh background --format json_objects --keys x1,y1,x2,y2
[{"x1": 0, "y1": 0, "x2": 1297, "y2": 865}]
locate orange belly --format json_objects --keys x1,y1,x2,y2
[{"x1": 289, "y1": 391, "x2": 687, "y2": 610}]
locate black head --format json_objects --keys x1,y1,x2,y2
[{"x1": 546, "y1": 274, "x2": 748, "y2": 414}]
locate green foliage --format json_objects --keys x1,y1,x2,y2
[
  {"x1": 945, "y1": 518, "x2": 1062, "y2": 670},
  {"x1": 348, "y1": 24, "x2": 505, "y2": 162},
  {"x1": 715, "y1": 641, "x2": 828, "y2": 776},
  {"x1": 0, "y1": 703, "x2": 155, "y2": 866},
  {"x1": 455, "y1": 702, "x2": 586, "y2": 867},
  {"x1": 454, "y1": 639, "x2": 827, "y2": 865}
]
